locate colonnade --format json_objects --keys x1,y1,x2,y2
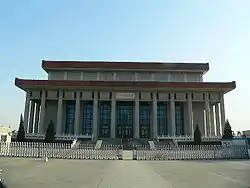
[{"x1": 23, "y1": 90, "x2": 226, "y2": 138}]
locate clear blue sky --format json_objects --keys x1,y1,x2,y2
[{"x1": 0, "y1": 0, "x2": 249, "y2": 131}]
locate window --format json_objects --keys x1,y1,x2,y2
[
  {"x1": 139, "y1": 102, "x2": 150, "y2": 126},
  {"x1": 139, "y1": 102, "x2": 151, "y2": 138},
  {"x1": 157, "y1": 102, "x2": 168, "y2": 136},
  {"x1": 99, "y1": 102, "x2": 111, "y2": 137},
  {"x1": 82, "y1": 101, "x2": 93, "y2": 135},
  {"x1": 117, "y1": 102, "x2": 133, "y2": 126},
  {"x1": 175, "y1": 102, "x2": 184, "y2": 135},
  {"x1": 65, "y1": 102, "x2": 75, "y2": 134}
]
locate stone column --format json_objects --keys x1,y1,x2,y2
[
  {"x1": 152, "y1": 92, "x2": 158, "y2": 138},
  {"x1": 24, "y1": 91, "x2": 30, "y2": 133},
  {"x1": 210, "y1": 105, "x2": 215, "y2": 136},
  {"x1": 34, "y1": 103, "x2": 40, "y2": 134},
  {"x1": 170, "y1": 93, "x2": 175, "y2": 136},
  {"x1": 215, "y1": 103, "x2": 221, "y2": 136},
  {"x1": 205, "y1": 93, "x2": 211, "y2": 136},
  {"x1": 92, "y1": 92, "x2": 98, "y2": 138},
  {"x1": 220, "y1": 92, "x2": 225, "y2": 133},
  {"x1": 111, "y1": 92, "x2": 116, "y2": 138},
  {"x1": 134, "y1": 92, "x2": 140, "y2": 138},
  {"x1": 187, "y1": 92, "x2": 193, "y2": 136},
  {"x1": 56, "y1": 90, "x2": 63, "y2": 135},
  {"x1": 38, "y1": 90, "x2": 46, "y2": 134},
  {"x1": 28, "y1": 101, "x2": 35, "y2": 133},
  {"x1": 74, "y1": 92, "x2": 81, "y2": 136}
]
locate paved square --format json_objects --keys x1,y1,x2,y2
[{"x1": 0, "y1": 158, "x2": 250, "y2": 188}]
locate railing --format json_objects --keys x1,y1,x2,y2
[
  {"x1": 134, "y1": 144, "x2": 249, "y2": 160},
  {"x1": 0, "y1": 141, "x2": 122, "y2": 160},
  {"x1": 12, "y1": 133, "x2": 93, "y2": 140},
  {"x1": 157, "y1": 135, "x2": 222, "y2": 141},
  {"x1": 12, "y1": 133, "x2": 224, "y2": 141}
]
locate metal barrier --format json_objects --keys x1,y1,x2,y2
[
  {"x1": 134, "y1": 145, "x2": 249, "y2": 160},
  {"x1": 0, "y1": 142, "x2": 122, "y2": 160}
]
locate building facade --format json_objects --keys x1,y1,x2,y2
[{"x1": 15, "y1": 61, "x2": 236, "y2": 140}]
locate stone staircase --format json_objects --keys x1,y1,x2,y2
[
  {"x1": 153, "y1": 139, "x2": 178, "y2": 150},
  {"x1": 100, "y1": 138, "x2": 122, "y2": 149},
  {"x1": 101, "y1": 138, "x2": 122, "y2": 145}
]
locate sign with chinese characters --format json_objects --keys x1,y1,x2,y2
[{"x1": 116, "y1": 93, "x2": 135, "y2": 99}]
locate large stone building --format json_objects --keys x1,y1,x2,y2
[{"x1": 15, "y1": 61, "x2": 235, "y2": 140}]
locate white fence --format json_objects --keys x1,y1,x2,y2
[
  {"x1": 13, "y1": 133, "x2": 225, "y2": 142},
  {"x1": 157, "y1": 135, "x2": 222, "y2": 141},
  {"x1": 11, "y1": 133, "x2": 93, "y2": 140},
  {"x1": 1, "y1": 142, "x2": 249, "y2": 161},
  {"x1": 134, "y1": 145, "x2": 249, "y2": 160},
  {"x1": 0, "y1": 142, "x2": 121, "y2": 160}
]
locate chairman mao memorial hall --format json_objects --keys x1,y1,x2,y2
[{"x1": 15, "y1": 60, "x2": 236, "y2": 141}]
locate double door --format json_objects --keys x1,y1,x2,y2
[
  {"x1": 116, "y1": 102, "x2": 134, "y2": 138},
  {"x1": 116, "y1": 125, "x2": 133, "y2": 138},
  {"x1": 140, "y1": 125, "x2": 150, "y2": 138},
  {"x1": 99, "y1": 125, "x2": 110, "y2": 138}
]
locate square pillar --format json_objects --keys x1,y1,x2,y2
[
  {"x1": 205, "y1": 93, "x2": 211, "y2": 136},
  {"x1": 28, "y1": 101, "x2": 35, "y2": 133},
  {"x1": 38, "y1": 90, "x2": 46, "y2": 134},
  {"x1": 74, "y1": 92, "x2": 81, "y2": 136},
  {"x1": 220, "y1": 92, "x2": 225, "y2": 133},
  {"x1": 134, "y1": 92, "x2": 140, "y2": 138},
  {"x1": 56, "y1": 90, "x2": 63, "y2": 135},
  {"x1": 92, "y1": 92, "x2": 98, "y2": 138},
  {"x1": 34, "y1": 103, "x2": 40, "y2": 134},
  {"x1": 152, "y1": 92, "x2": 158, "y2": 138},
  {"x1": 111, "y1": 92, "x2": 116, "y2": 138},
  {"x1": 215, "y1": 103, "x2": 221, "y2": 136},
  {"x1": 210, "y1": 105, "x2": 215, "y2": 136},
  {"x1": 170, "y1": 93, "x2": 175, "y2": 136},
  {"x1": 24, "y1": 91, "x2": 30, "y2": 133},
  {"x1": 187, "y1": 93, "x2": 193, "y2": 136}
]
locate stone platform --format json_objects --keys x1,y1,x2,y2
[{"x1": 0, "y1": 158, "x2": 250, "y2": 188}]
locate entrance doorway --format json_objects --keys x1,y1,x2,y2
[
  {"x1": 116, "y1": 102, "x2": 134, "y2": 138},
  {"x1": 139, "y1": 102, "x2": 151, "y2": 138},
  {"x1": 116, "y1": 126, "x2": 133, "y2": 138},
  {"x1": 98, "y1": 101, "x2": 111, "y2": 138}
]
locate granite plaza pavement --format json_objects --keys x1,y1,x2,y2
[{"x1": 0, "y1": 157, "x2": 250, "y2": 188}]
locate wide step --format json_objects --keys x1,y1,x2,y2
[{"x1": 123, "y1": 150, "x2": 133, "y2": 160}]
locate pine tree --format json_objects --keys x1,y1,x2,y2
[
  {"x1": 222, "y1": 120, "x2": 233, "y2": 139},
  {"x1": 45, "y1": 120, "x2": 56, "y2": 143},
  {"x1": 17, "y1": 114, "x2": 25, "y2": 142},
  {"x1": 194, "y1": 124, "x2": 202, "y2": 145}
]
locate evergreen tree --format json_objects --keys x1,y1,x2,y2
[
  {"x1": 17, "y1": 114, "x2": 25, "y2": 142},
  {"x1": 222, "y1": 120, "x2": 233, "y2": 139},
  {"x1": 194, "y1": 124, "x2": 202, "y2": 145},
  {"x1": 45, "y1": 120, "x2": 55, "y2": 143}
]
